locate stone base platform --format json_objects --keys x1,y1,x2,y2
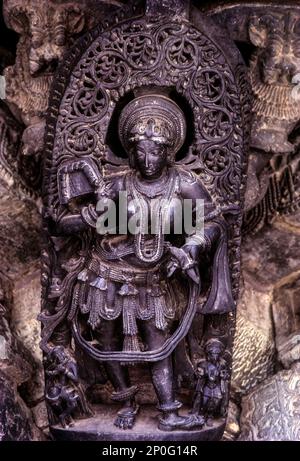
[{"x1": 51, "y1": 404, "x2": 225, "y2": 441}]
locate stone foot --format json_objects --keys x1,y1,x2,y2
[{"x1": 114, "y1": 403, "x2": 139, "y2": 430}]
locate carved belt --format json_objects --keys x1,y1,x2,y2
[{"x1": 87, "y1": 257, "x2": 163, "y2": 285}]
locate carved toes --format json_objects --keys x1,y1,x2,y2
[
  {"x1": 114, "y1": 404, "x2": 139, "y2": 430},
  {"x1": 114, "y1": 413, "x2": 135, "y2": 430}
]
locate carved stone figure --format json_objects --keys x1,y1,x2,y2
[
  {"x1": 45, "y1": 346, "x2": 92, "y2": 427},
  {"x1": 2, "y1": 0, "x2": 300, "y2": 442},
  {"x1": 38, "y1": 0, "x2": 249, "y2": 441},
  {"x1": 49, "y1": 92, "x2": 237, "y2": 433},
  {"x1": 244, "y1": 6, "x2": 300, "y2": 230},
  {"x1": 204, "y1": 3, "x2": 300, "y2": 156},
  {"x1": 248, "y1": 11, "x2": 300, "y2": 155},
  {"x1": 2, "y1": 0, "x2": 123, "y2": 191},
  {"x1": 191, "y1": 339, "x2": 229, "y2": 424},
  {"x1": 204, "y1": 2, "x2": 300, "y2": 227}
]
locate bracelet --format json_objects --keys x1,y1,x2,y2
[
  {"x1": 182, "y1": 257, "x2": 196, "y2": 271},
  {"x1": 185, "y1": 233, "x2": 211, "y2": 252},
  {"x1": 81, "y1": 205, "x2": 97, "y2": 228}
]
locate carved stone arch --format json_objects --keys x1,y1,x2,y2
[{"x1": 44, "y1": 3, "x2": 249, "y2": 211}]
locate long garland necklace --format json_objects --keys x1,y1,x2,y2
[{"x1": 128, "y1": 168, "x2": 177, "y2": 263}]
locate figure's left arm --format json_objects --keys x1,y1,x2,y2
[
  {"x1": 182, "y1": 172, "x2": 223, "y2": 248},
  {"x1": 170, "y1": 172, "x2": 223, "y2": 285}
]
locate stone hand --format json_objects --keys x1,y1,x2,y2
[{"x1": 167, "y1": 245, "x2": 200, "y2": 285}]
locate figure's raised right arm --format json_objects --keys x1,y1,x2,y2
[{"x1": 55, "y1": 159, "x2": 124, "y2": 235}]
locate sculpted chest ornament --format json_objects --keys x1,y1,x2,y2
[{"x1": 40, "y1": 0, "x2": 250, "y2": 441}]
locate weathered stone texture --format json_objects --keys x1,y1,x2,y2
[{"x1": 239, "y1": 363, "x2": 300, "y2": 441}]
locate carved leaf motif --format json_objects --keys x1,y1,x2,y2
[
  {"x1": 47, "y1": 18, "x2": 245, "y2": 214},
  {"x1": 165, "y1": 36, "x2": 197, "y2": 69},
  {"x1": 200, "y1": 109, "x2": 232, "y2": 142},
  {"x1": 202, "y1": 146, "x2": 231, "y2": 175},
  {"x1": 93, "y1": 53, "x2": 128, "y2": 88},
  {"x1": 124, "y1": 34, "x2": 158, "y2": 69}
]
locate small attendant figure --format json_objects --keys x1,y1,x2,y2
[
  {"x1": 45, "y1": 346, "x2": 92, "y2": 427},
  {"x1": 192, "y1": 338, "x2": 229, "y2": 425}
]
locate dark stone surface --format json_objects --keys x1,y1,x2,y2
[
  {"x1": 51, "y1": 404, "x2": 226, "y2": 441},
  {"x1": 0, "y1": 370, "x2": 32, "y2": 441},
  {"x1": 242, "y1": 221, "x2": 300, "y2": 290},
  {"x1": 0, "y1": 180, "x2": 41, "y2": 279}
]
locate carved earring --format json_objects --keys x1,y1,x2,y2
[
  {"x1": 167, "y1": 147, "x2": 175, "y2": 165},
  {"x1": 128, "y1": 147, "x2": 136, "y2": 169}
]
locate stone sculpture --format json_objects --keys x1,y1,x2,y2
[{"x1": 40, "y1": 0, "x2": 249, "y2": 441}]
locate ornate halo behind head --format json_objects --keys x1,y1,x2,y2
[{"x1": 118, "y1": 94, "x2": 187, "y2": 157}]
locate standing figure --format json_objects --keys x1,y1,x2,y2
[
  {"x1": 45, "y1": 346, "x2": 92, "y2": 427},
  {"x1": 51, "y1": 93, "x2": 234, "y2": 431},
  {"x1": 192, "y1": 339, "x2": 230, "y2": 425},
  {"x1": 40, "y1": 0, "x2": 249, "y2": 441}
]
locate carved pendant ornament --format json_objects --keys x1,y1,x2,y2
[{"x1": 40, "y1": 0, "x2": 250, "y2": 441}]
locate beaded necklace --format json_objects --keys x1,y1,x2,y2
[{"x1": 127, "y1": 168, "x2": 178, "y2": 263}]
